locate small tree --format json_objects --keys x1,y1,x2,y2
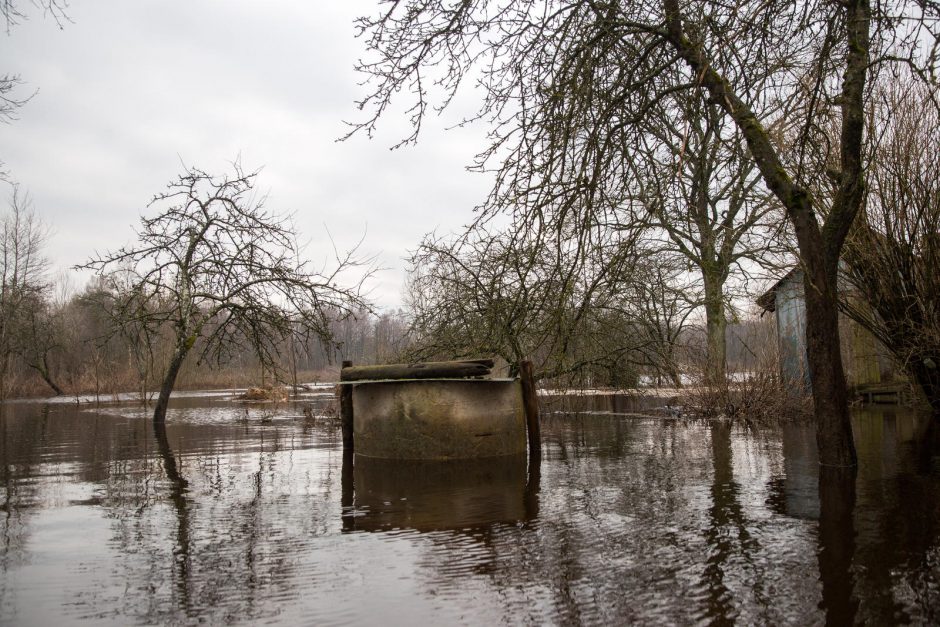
[
  {"x1": 404, "y1": 216, "x2": 664, "y2": 385},
  {"x1": 13, "y1": 287, "x2": 64, "y2": 395},
  {"x1": 80, "y1": 163, "x2": 371, "y2": 423},
  {"x1": 630, "y1": 255, "x2": 700, "y2": 388}
]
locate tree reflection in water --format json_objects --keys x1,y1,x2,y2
[
  {"x1": 817, "y1": 465, "x2": 858, "y2": 625},
  {"x1": 850, "y1": 409, "x2": 940, "y2": 623},
  {"x1": 0, "y1": 397, "x2": 937, "y2": 624},
  {"x1": 700, "y1": 421, "x2": 759, "y2": 624},
  {"x1": 0, "y1": 404, "x2": 46, "y2": 582},
  {"x1": 152, "y1": 420, "x2": 192, "y2": 617}
]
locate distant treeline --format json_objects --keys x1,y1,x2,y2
[
  {"x1": 0, "y1": 270, "x2": 411, "y2": 400},
  {"x1": 0, "y1": 248, "x2": 772, "y2": 400}
]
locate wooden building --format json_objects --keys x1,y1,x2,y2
[{"x1": 757, "y1": 268, "x2": 904, "y2": 401}]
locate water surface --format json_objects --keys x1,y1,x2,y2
[{"x1": 0, "y1": 393, "x2": 937, "y2": 624}]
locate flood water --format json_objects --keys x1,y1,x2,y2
[{"x1": 1, "y1": 390, "x2": 938, "y2": 625}]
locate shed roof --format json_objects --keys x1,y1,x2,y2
[{"x1": 756, "y1": 268, "x2": 800, "y2": 313}]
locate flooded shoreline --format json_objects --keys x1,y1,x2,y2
[{"x1": 0, "y1": 393, "x2": 937, "y2": 624}]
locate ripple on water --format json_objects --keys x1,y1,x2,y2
[{"x1": 0, "y1": 399, "x2": 938, "y2": 624}]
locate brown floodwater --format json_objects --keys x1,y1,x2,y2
[{"x1": 0, "y1": 391, "x2": 937, "y2": 624}]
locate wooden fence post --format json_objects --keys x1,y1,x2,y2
[
  {"x1": 340, "y1": 360, "x2": 354, "y2": 453},
  {"x1": 519, "y1": 360, "x2": 541, "y2": 461}
]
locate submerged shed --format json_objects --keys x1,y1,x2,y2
[{"x1": 757, "y1": 268, "x2": 904, "y2": 400}]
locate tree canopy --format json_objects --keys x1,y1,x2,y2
[
  {"x1": 81, "y1": 163, "x2": 371, "y2": 422},
  {"x1": 351, "y1": 0, "x2": 940, "y2": 466}
]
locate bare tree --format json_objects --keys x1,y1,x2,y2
[
  {"x1": 632, "y1": 96, "x2": 785, "y2": 385},
  {"x1": 350, "y1": 0, "x2": 940, "y2": 467},
  {"x1": 11, "y1": 287, "x2": 63, "y2": 394},
  {"x1": 79, "y1": 162, "x2": 372, "y2": 423},
  {"x1": 1, "y1": 0, "x2": 70, "y2": 178},
  {"x1": 629, "y1": 255, "x2": 699, "y2": 388},
  {"x1": 59, "y1": 279, "x2": 132, "y2": 397},
  {"x1": 1, "y1": 0, "x2": 69, "y2": 31},
  {"x1": 0, "y1": 184, "x2": 51, "y2": 396},
  {"x1": 95, "y1": 273, "x2": 170, "y2": 404},
  {"x1": 843, "y1": 80, "x2": 940, "y2": 412},
  {"x1": 0, "y1": 73, "x2": 29, "y2": 127},
  {"x1": 404, "y1": 215, "x2": 672, "y2": 386}
]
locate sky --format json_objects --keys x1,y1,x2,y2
[{"x1": 0, "y1": 1, "x2": 493, "y2": 310}]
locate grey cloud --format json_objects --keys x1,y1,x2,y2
[{"x1": 0, "y1": 0, "x2": 491, "y2": 308}]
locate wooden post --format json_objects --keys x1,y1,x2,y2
[
  {"x1": 341, "y1": 446, "x2": 355, "y2": 532},
  {"x1": 524, "y1": 442, "x2": 541, "y2": 523},
  {"x1": 340, "y1": 360, "x2": 354, "y2": 454},
  {"x1": 519, "y1": 360, "x2": 541, "y2": 461}
]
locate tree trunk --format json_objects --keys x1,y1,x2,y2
[
  {"x1": 31, "y1": 356, "x2": 63, "y2": 396},
  {"x1": 804, "y1": 260, "x2": 858, "y2": 467},
  {"x1": 668, "y1": 368, "x2": 682, "y2": 389},
  {"x1": 153, "y1": 340, "x2": 191, "y2": 424},
  {"x1": 909, "y1": 358, "x2": 940, "y2": 415},
  {"x1": 663, "y1": 0, "x2": 866, "y2": 467},
  {"x1": 702, "y1": 273, "x2": 727, "y2": 387},
  {"x1": 0, "y1": 350, "x2": 9, "y2": 400}
]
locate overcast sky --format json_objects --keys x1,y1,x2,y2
[{"x1": 1, "y1": 1, "x2": 493, "y2": 309}]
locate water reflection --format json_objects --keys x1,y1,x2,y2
[
  {"x1": 852, "y1": 409, "x2": 940, "y2": 624},
  {"x1": 345, "y1": 454, "x2": 532, "y2": 532},
  {"x1": 817, "y1": 465, "x2": 858, "y2": 625},
  {"x1": 152, "y1": 420, "x2": 192, "y2": 617},
  {"x1": 700, "y1": 421, "x2": 758, "y2": 624},
  {"x1": 769, "y1": 408, "x2": 940, "y2": 624},
  {"x1": 541, "y1": 391, "x2": 677, "y2": 416},
  {"x1": 0, "y1": 396, "x2": 937, "y2": 624}
]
